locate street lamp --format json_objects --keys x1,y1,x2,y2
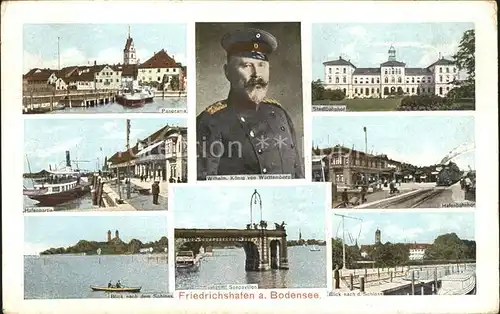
[{"x1": 249, "y1": 189, "x2": 262, "y2": 228}]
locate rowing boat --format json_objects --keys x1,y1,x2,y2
[{"x1": 90, "y1": 285, "x2": 142, "y2": 293}]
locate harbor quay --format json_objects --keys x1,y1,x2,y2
[
  {"x1": 333, "y1": 262, "x2": 475, "y2": 295},
  {"x1": 22, "y1": 90, "x2": 117, "y2": 113},
  {"x1": 22, "y1": 89, "x2": 187, "y2": 114}
]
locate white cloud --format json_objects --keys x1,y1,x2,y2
[
  {"x1": 103, "y1": 127, "x2": 143, "y2": 141},
  {"x1": 33, "y1": 137, "x2": 83, "y2": 159},
  {"x1": 102, "y1": 121, "x2": 118, "y2": 132},
  {"x1": 347, "y1": 26, "x2": 367, "y2": 38},
  {"x1": 24, "y1": 48, "x2": 88, "y2": 72},
  {"x1": 25, "y1": 45, "x2": 187, "y2": 72},
  {"x1": 96, "y1": 47, "x2": 122, "y2": 65},
  {"x1": 24, "y1": 242, "x2": 50, "y2": 255}
]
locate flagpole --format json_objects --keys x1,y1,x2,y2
[{"x1": 363, "y1": 126, "x2": 368, "y2": 185}]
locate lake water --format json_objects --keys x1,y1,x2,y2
[
  {"x1": 176, "y1": 246, "x2": 327, "y2": 290},
  {"x1": 51, "y1": 97, "x2": 186, "y2": 114},
  {"x1": 24, "y1": 255, "x2": 169, "y2": 299}
]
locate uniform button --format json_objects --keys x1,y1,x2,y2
[
  {"x1": 240, "y1": 116, "x2": 246, "y2": 122},
  {"x1": 280, "y1": 126, "x2": 285, "y2": 131},
  {"x1": 294, "y1": 163, "x2": 298, "y2": 167},
  {"x1": 270, "y1": 110, "x2": 276, "y2": 117},
  {"x1": 250, "y1": 130, "x2": 255, "y2": 137},
  {"x1": 291, "y1": 144, "x2": 295, "y2": 149},
  {"x1": 257, "y1": 149, "x2": 263, "y2": 154},
  {"x1": 262, "y1": 168, "x2": 267, "y2": 173}
]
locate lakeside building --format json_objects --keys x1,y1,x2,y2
[
  {"x1": 137, "y1": 49, "x2": 186, "y2": 91},
  {"x1": 312, "y1": 145, "x2": 442, "y2": 184},
  {"x1": 322, "y1": 46, "x2": 459, "y2": 98},
  {"x1": 358, "y1": 229, "x2": 431, "y2": 261},
  {"x1": 23, "y1": 28, "x2": 186, "y2": 94},
  {"x1": 107, "y1": 125, "x2": 188, "y2": 183}
]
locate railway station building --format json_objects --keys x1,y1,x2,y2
[{"x1": 311, "y1": 145, "x2": 403, "y2": 186}]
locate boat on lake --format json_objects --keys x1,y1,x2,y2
[
  {"x1": 90, "y1": 285, "x2": 142, "y2": 293},
  {"x1": 176, "y1": 250, "x2": 200, "y2": 271},
  {"x1": 309, "y1": 245, "x2": 321, "y2": 251},
  {"x1": 116, "y1": 81, "x2": 150, "y2": 108},
  {"x1": 437, "y1": 272, "x2": 476, "y2": 295},
  {"x1": 140, "y1": 86, "x2": 155, "y2": 103}
]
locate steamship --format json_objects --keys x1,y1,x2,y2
[{"x1": 23, "y1": 151, "x2": 91, "y2": 207}]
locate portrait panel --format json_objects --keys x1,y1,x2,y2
[{"x1": 196, "y1": 22, "x2": 304, "y2": 181}]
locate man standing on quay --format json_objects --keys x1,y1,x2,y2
[
  {"x1": 197, "y1": 28, "x2": 303, "y2": 180},
  {"x1": 151, "y1": 181, "x2": 160, "y2": 205}
]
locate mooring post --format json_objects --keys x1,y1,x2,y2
[
  {"x1": 377, "y1": 267, "x2": 380, "y2": 279},
  {"x1": 349, "y1": 274, "x2": 354, "y2": 291},
  {"x1": 364, "y1": 268, "x2": 367, "y2": 278},
  {"x1": 432, "y1": 283, "x2": 435, "y2": 294},
  {"x1": 360, "y1": 277, "x2": 365, "y2": 293},
  {"x1": 434, "y1": 267, "x2": 438, "y2": 290},
  {"x1": 390, "y1": 271, "x2": 393, "y2": 282},
  {"x1": 411, "y1": 271, "x2": 415, "y2": 295},
  {"x1": 421, "y1": 286, "x2": 424, "y2": 295}
]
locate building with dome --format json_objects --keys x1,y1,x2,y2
[{"x1": 322, "y1": 46, "x2": 459, "y2": 98}]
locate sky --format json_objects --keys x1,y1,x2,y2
[
  {"x1": 312, "y1": 23, "x2": 474, "y2": 80},
  {"x1": 173, "y1": 184, "x2": 327, "y2": 241},
  {"x1": 332, "y1": 212, "x2": 475, "y2": 246},
  {"x1": 24, "y1": 215, "x2": 167, "y2": 255},
  {"x1": 312, "y1": 115, "x2": 475, "y2": 170},
  {"x1": 24, "y1": 118, "x2": 186, "y2": 173},
  {"x1": 23, "y1": 24, "x2": 187, "y2": 73}
]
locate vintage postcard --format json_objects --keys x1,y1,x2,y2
[
  {"x1": 311, "y1": 23, "x2": 475, "y2": 112},
  {"x1": 172, "y1": 184, "x2": 328, "y2": 294},
  {"x1": 312, "y1": 115, "x2": 475, "y2": 209},
  {"x1": 23, "y1": 118, "x2": 187, "y2": 212},
  {"x1": 195, "y1": 22, "x2": 305, "y2": 181},
  {"x1": 329, "y1": 212, "x2": 475, "y2": 296},
  {"x1": 23, "y1": 24, "x2": 187, "y2": 114},
  {"x1": 24, "y1": 215, "x2": 171, "y2": 299}
]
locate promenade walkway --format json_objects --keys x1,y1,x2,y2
[{"x1": 129, "y1": 178, "x2": 169, "y2": 197}]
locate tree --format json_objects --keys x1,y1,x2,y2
[
  {"x1": 452, "y1": 29, "x2": 475, "y2": 84},
  {"x1": 424, "y1": 233, "x2": 468, "y2": 261},
  {"x1": 169, "y1": 76, "x2": 180, "y2": 91},
  {"x1": 332, "y1": 238, "x2": 360, "y2": 269},
  {"x1": 311, "y1": 79, "x2": 325, "y2": 101}
]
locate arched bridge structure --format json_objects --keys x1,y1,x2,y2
[{"x1": 175, "y1": 228, "x2": 289, "y2": 271}]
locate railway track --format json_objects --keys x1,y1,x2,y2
[{"x1": 372, "y1": 188, "x2": 444, "y2": 209}]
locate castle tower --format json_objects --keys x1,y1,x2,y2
[
  {"x1": 375, "y1": 228, "x2": 381, "y2": 244},
  {"x1": 107, "y1": 230, "x2": 111, "y2": 242},
  {"x1": 299, "y1": 228, "x2": 302, "y2": 241},
  {"x1": 123, "y1": 26, "x2": 137, "y2": 65},
  {"x1": 388, "y1": 46, "x2": 396, "y2": 61},
  {"x1": 115, "y1": 229, "x2": 119, "y2": 239}
]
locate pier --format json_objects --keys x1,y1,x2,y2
[
  {"x1": 22, "y1": 90, "x2": 117, "y2": 114},
  {"x1": 334, "y1": 263, "x2": 475, "y2": 295}
]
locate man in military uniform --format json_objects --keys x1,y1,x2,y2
[{"x1": 197, "y1": 28, "x2": 304, "y2": 180}]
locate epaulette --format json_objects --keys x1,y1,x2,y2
[
  {"x1": 205, "y1": 100, "x2": 227, "y2": 115},
  {"x1": 263, "y1": 98, "x2": 282, "y2": 107}
]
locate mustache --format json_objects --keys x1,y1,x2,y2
[{"x1": 245, "y1": 77, "x2": 268, "y2": 88}]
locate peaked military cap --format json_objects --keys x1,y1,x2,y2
[{"x1": 221, "y1": 28, "x2": 278, "y2": 61}]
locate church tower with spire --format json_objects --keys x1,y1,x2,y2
[{"x1": 123, "y1": 26, "x2": 137, "y2": 65}]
